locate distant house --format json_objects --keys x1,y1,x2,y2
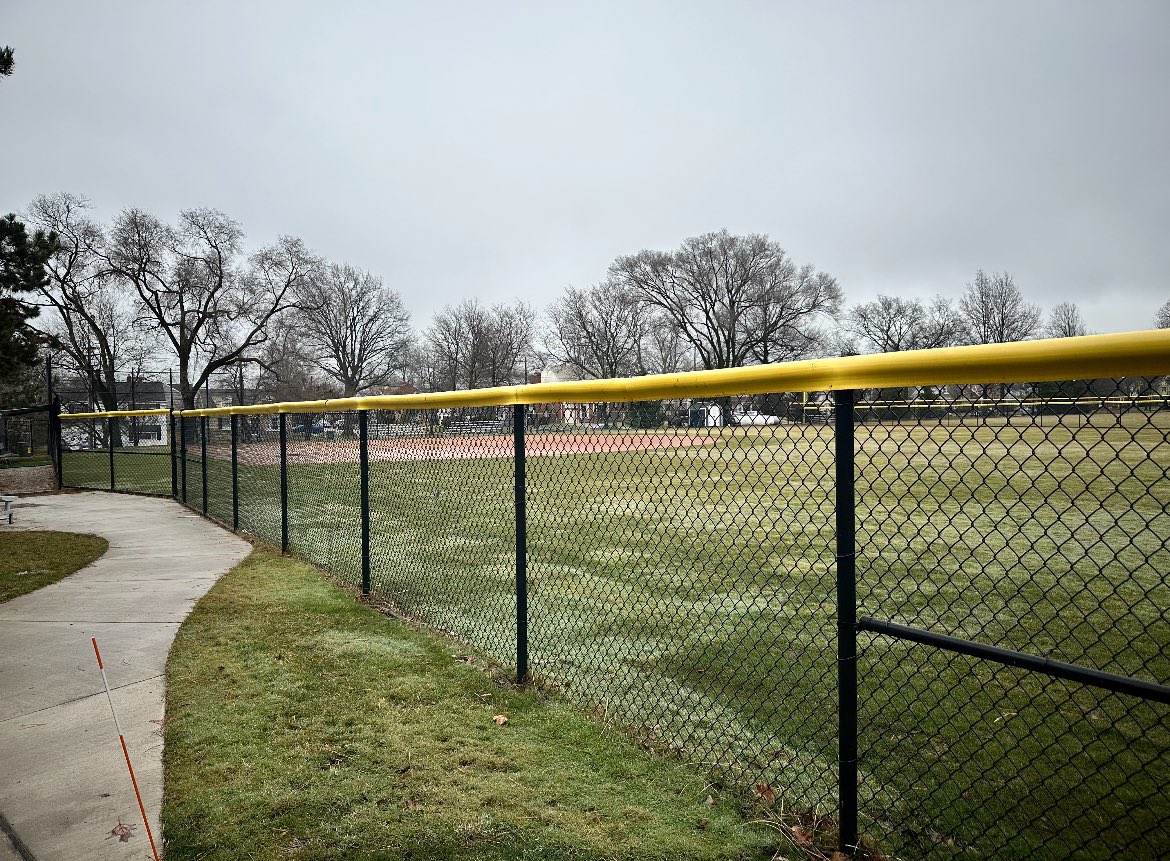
[
  {"x1": 532, "y1": 364, "x2": 595, "y2": 425},
  {"x1": 56, "y1": 376, "x2": 172, "y2": 445},
  {"x1": 534, "y1": 365, "x2": 681, "y2": 427}
]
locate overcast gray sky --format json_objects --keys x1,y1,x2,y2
[{"x1": 3, "y1": 0, "x2": 1168, "y2": 334}]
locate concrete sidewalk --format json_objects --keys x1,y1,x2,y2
[{"x1": 0, "y1": 492, "x2": 250, "y2": 860}]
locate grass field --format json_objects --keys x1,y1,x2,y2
[
  {"x1": 0, "y1": 530, "x2": 108, "y2": 602},
  {"x1": 0, "y1": 454, "x2": 52, "y2": 469},
  {"x1": 164, "y1": 548, "x2": 778, "y2": 860},
  {"x1": 62, "y1": 411, "x2": 1170, "y2": 859}
]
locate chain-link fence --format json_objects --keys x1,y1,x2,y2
[
  {"x1": 0, "y1": 405, "x2": 52, "y2": 461},
  {"x1": 849, "y1": 382, "x2": 1170, "y2": 859},
  {"x1": 53, "y1": 337, "x2": 1170, "y2": 860},
  {"x1": 58, "y1": 410, "x2": 173, "y2": 495}
]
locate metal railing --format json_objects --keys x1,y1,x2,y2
[{"x1": 56, "y1": 330, "x2": 1170, "y2": 859}]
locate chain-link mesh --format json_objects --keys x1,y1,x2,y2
[
  {"x1": 113, "y1": 415, "x2": 172, "y2": 495},
  {"x1": 183, "y1": 416, "x2": 206, "y2": 511},
  {"x1": 0, "y1": 410, "x2": 51, "y2": 460},
  {"x1": 286, "y1": 411, "x2": 362, "y2": 586},
  {"x1": 59, "y1": 415, "x2": 109, "y2": 490},
  {"x1": 525, "y1": 398, "x2": 840, "y2": 810},
  {"x1": 367, "y1": 406, "x2": 517, "y2": 663},
  {"x1": 855, "y1": 382, "x2": 1170, "y2": 860},
  {"x1": 47, "y1": 378, "x2": 1170, "y2": 860},
  {"x1": 204, "y1": 415, "x2": 233, "y2": 527},
  {"x1": 58, "y1": 414, "x2": 173, "y2": 493},
  {"x1": 234, "y1": 414, "x2": 283, "y2": 546}
]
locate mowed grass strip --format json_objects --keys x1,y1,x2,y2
[
  {"x1": 162, "y1": 549, "x2": 776, "y2": 861},
  {"x1": 0, "y1": 529, "x2": 108, "y2": 602}
]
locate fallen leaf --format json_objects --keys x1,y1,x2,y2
[
  {"x1": 704, "y1": 795, "x2": 715, "y2": 806},
  {"x1": 754, "y1": 782, "x2": 775, "y2": 803},
  {"x1": 791, "y1": 825, "x2": 814, "y2": 846},
  {"x1": 405, "y1": 798, "x2": 416, "y2": 810},
  {"x1": 492, "y1": 714, "x2": 508, "y2": 725},
  {"x1": 107, "y1": 821, "x2": 136, "y2": 843},
  {"x1": 831, "y1": 853, "x2": 849, "y2": 861}
]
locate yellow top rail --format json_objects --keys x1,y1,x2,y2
[
  {"x1": 59, "y1": 408, "x2": 171, "y2": 421},
  {"x1": 57, "y1": 329, "x2": 1170, "y2": 420}
]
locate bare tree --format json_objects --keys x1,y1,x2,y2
[
  {"x1": 1155, "y1": 300, "x2": 1170, "y2": 329},
  {"x1": 255, "y1": 322, "x2": 334, "y2": 403},
  {"x1": 745, "y1": 265, "x2": 841, "y2": 364},
  {"x1": 638, "y1": 313, "x2": 685, "y2": 375},
  {"x1": 610, "y1": 230, "x2": 840, "y2": 370},
  {"x1": 98, "y1": 207, "x2": 319, "y2": 408},
  {"x1": 845, "y1": 294, "x2": 962, "y2": 353},
  {"x1": 424, "y1": 299, "x2": 489, "y2": 391},
  {"x1": 297, "y1": 263, "x2": 411, "y2": 397},
  {"x1": 25, "y1": 193, "x2": 154, "y2": 416},
  {"x1": 958, "y1": 270, "x2": 1040, "y2": 344},
  {"x1": 486, "y1": 301, "x2": 536, "y2": 386},
  {"x1": 545, "y1": 281, "x2": 645, "y2": 379},
  {"x1": 424, "y1": 299, "x2": 534, "y2": 390},
  {"x1": 1043, "y1": 301, "x2": 1089, "y2": 339}
]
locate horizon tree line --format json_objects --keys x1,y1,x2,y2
[{"x1": 0, "y1": 192, "x2": 1163, "y2": 411}]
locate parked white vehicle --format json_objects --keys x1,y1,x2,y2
[{"x1": 735, "y1": 410, "x2": 781, "y2": 426}]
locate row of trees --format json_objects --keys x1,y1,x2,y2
[
  {"x1": 1, "y1": 193, "x2": 1164, "y2": 409},
  {"x1": 543, "y1": 247, "x2": 1094, "y2": 377}
]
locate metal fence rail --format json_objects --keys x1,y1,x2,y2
[{"x1": 54, "y1": 330, "x2": 1170, "y2": 860}]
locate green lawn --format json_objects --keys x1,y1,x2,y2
[
  {"x1": 0, "y1": 530, "x2": 108, "y2": 602},
  {"x1": 65, "y1": 412, "x2": 1170, "y2": 859},
  {"x1": 0, "y1": 454, "x2": 51, "y2": 468},
  {"x1": 58, "y1": 445, "x2": 172, "y2": 495},
  {"x1": 163, "y1": 548, "x2": 778, "y2": 861}
]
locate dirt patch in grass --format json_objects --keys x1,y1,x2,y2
[
  {"x1": 0, "y1": 530, "x2": 108, "y2": 602},
  {"x1": 0, "y1": 464, "x2": 57, "y2": 493}
]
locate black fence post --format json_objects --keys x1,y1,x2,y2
[
  {"x1": 279, "y1": 412, "x2": 288, "y2": 553},
  {"x1": 513, "y1": 403, "x2": 529, "y2": 684},
  {"x1": 834, "y1": 389, "x2": 859, "y2": 855},
  {"x1": 231, "y1": 413, "x2": 239, "y2": 531},
  {"x1": 180, "y1": 415, "x2": 188, "y2": 504},
  {"x1": 200, "y1": 415, "x2": 208, "y2": 515},
  {"x1": 359, "y1": 410, "x2": 371, "y2": 596},
  {"x1": 169, "y1": 412, "x2": 178, "y2": 499},
  {"x1": 108, "y1": 416, "x2": 116, "y2": 492},
  {"x1": 51, "y1": 396, "x2": 63, "y2": 489}
]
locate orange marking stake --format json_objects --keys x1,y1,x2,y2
[{"x1": 92, "y1": 637, "x2": 161, "y2": 861}]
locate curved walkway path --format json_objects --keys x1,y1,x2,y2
[{"x1": 0, "y1": 492, "x2": 250, "y2": 860}]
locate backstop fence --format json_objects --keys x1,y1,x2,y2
[
  {"x1": 0, "y1": 403, "x2": 53, "y2": 461},
  {"x1": 56, "y1": 331, "x2": 1170, "y2": 860}
]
